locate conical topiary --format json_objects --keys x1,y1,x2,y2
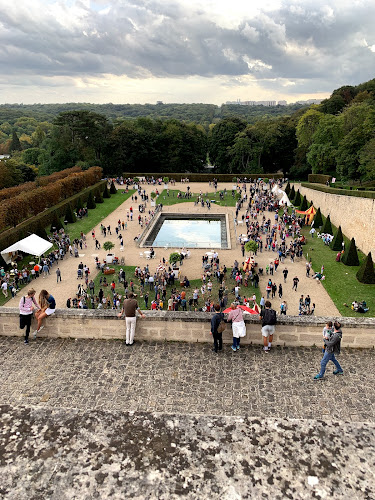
[
  {"x1": 356, "y1": 252, "x2": 375, "y2": 284},
  {"x1": 86, "y1": 190, "x2": 96, "y2": 209},
  {"x1": 322, "y1": 214, "x2": 333, "y2": 235},
  {"x1": 103, "y1": 184, "x2": 110, "y2": 198},
  {"x1": 95, "y1": 190, "x2": 104, "y2": 204},
  {"x1": 65, "y1": 203, "x2": 77, "y2": 223},
  {"x1": 330, "y1": 225, "x2": 344, "y2": 251},
  {"x1": 293, "y1": 190, "x2": 301, "y2": 206},
  {"x1": 342, "y1": 238, "x2": 360, "y2": 266},
  {"x1": 109, "y1": 181, "x2": 117, "y2": 194},
  {"x1": 76, "y1": 196, "x2": 84, "y2": 211},
  {"x1": 35, "y1": 221, "x2": 48, "y2": 241},
  {"x1": 289, "y1": 185, "x2": 295, "y2": 201},
  {"x1": 284, "y1": 182, "x2": 291, "y2": 195},
  {"x1": 299, "y1": 195, "x2": 308, "y2": 211},
  {"x1": 50, "y1": 212, "x2": 64, "y2": 232},
  {"x1": 313, "y1": 207, "x2": 323, "y2": 228}
]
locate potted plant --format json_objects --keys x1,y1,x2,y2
[
  {"x1": 150, "y1": 191, "x2": 157, "y2": 207},
  {"x1": 163, "y1": 176, "x2": 169, "y2": 187},
  {"x1": 245, "y1": 240, "x2": 258, "y2": 255},
  {"x1": 103, "y1": 241, "x2": 115, "y2": 263},
  {"x1": 232, "y1": 176, "x2": 237, "y2": 190}
]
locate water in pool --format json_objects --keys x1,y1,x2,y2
[{"x1": 152, "y1": 219, "x2": 221, "y2": 248}]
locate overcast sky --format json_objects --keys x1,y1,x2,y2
[{"x1": 0, "y1": 0, "x2": 374, "y2": 105}]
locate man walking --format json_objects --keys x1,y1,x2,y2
[
  {"x1": 56, "y1": 268, "x2": 62, "y2": 283},
  {"x1": 314, "y1": 321, "x2": 343, "y2": 379},
  {"x1": 259, "y1": 300, "x2": 277, "y2": 353},
  {"x1": 210, "y1": 303, "x2": 225, "y2": 353},
  {"x1": 292, "y1": 276, "x2": 299, "y2": 291},
  {"x1": 118, "y1": 292, "x2": 146, "y2": 345}
]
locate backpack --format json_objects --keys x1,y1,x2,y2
[
  {"x1": 217, "y1": 320, "x2": 226, "y2": 333},
  {"x1": 264, "y1": 308, "x2": 277, "y2": 325}
]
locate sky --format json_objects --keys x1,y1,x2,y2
[{"x1": 0, "y1": 0, "x2": 374, "y2": 105}]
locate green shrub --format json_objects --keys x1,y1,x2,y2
[
  {"x1": 163, "y1": 177, "x2": 169, "y2": 184},
  {"x1": 123, "y1": 172, "x2": 283, "y2": 182},
  {"x1": 313, "y1": 207, "x2": 323, "y2": 228},
  {"x1": 103, "y1": 241, "x2": 115, "y2": 252},
  {"x1": 330, "y1": 225, "x2": 343, "y2": 251},
  {"x1": 245, "y1": 240, "x2": 258, "y2": 254},
  {"x1": 50, "y1": 212, "x2": 64, "y2": 232},
  {"x1": 299, "y1": 195, "x2": 308, "y2": 211},
  {"x1": 102, "y1": 184, "x2": 110, "y2": 199},
  {"x1": 169, "y1": 252, "x2": 180, "y2": 266},
  {"x1": 322, "y1": 214, "x2": 333, "y2": 235},
  {"x1": 95, "y1": 190, "x2": 104, "y2": 203},
  {"x1": 289, "y1": 185, "x2": 296, "y2": 201},
  {"x1": 86, "y1": 191, "x2": 96, "y2": 209},
  {"x1": 293, "y1": 190, "x2": 301, "y2": 206},
  {"x1": 284, "y1": 182, "x2": 291, "y2": 195},
  {"x1": 65, "y1": 203, "x2": 77, "y2": 224},
  {"x1": 356, "y1": 252, "x2": 375, "y2": 284},
  {"x1": 301, "y1": 182, "x2": 375, "y2": 199},
  {"x1": 308, "y1": 174, "x2": 331, "y2": 184},
  {"x1": 342, "y1": 238, "x2": 360, "y2": 266},
  {"x1": 76, "y1": 196, "x2": 84, "y2": 211},
  {"x1": 109, "y1": 181, "x2": 117, "y2": 194}
]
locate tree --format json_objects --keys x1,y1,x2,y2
[
  {"x1": 169, "y1": 252, "x2": 181, "y2": 266},
  {"x1": 313, "y1": 207, "x2": 323, "y2": 228},
  {"x1": 330, "y1": 226, "x2": 343, "y2": 251},
  {"x1": 109, "y1": 181, "x2": 117, "y2": 194},
  {"x1": 86, "y1": 190, "x2": 96, "y2": 209},
  {"x1": 299, "y1": 195, "x2": 308, "y2": 211},
  {"x1": 322, "y1": 214, "x2": 333, "y2": 235},
  {"x1": 76, "y1": 197, "x2": 84, "y2": 211},
  {"x1": 95, "y1": 189, "x2": 104, "y2": 203},
  {"x1": 289, "y1": 185, "x2": 295, "y2": 201},
  {"x1": 293, "y1": 190, "x2": 301, "y2": 206},
  {"x1": 163, "y1": 177, "x2": 169, "y2": 184},
  {"x1": 102, "y1": 184, "x2": 110, "y2": 198},
  {"x1": 50, "y1": 212, "x2": 64, "y2": 232},
  {"x1": 356, "y1": 252, "x2": 375, "y2": 284},
  {"x1": 208, "y1": 117, "x2": 247, "y2": 173},
  {"x1": 245, "y1": 240, "x2": 258, "y2": 254},
  {"x1": 341, "y1": 238, "x2": 360, "y2": 266},
  {"x1": 34, "y1": 221, "x2": 48, "y2": 241},
  {"x1": 103, "y1": 241, "x2": 115, "y2": 252},
  {"x1": 284, "y1": 182, "x2": 291, "y2": 195},
  {"x1": 9, "y1": 130, "x2": 22, "y2": 152},
  {"x1": 65, "y1": 203, "x2": 77, "y2": 223}
]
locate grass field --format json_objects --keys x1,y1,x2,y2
[
  {"x1": 155, "y1": 189, "x2": 239, "y2": 207},
  {"x1": 301, "y1": 222, "x2": 374, "y2": 317},
  {"x1": 85, "y1": 264, "x2": 261, "y2": 311}
]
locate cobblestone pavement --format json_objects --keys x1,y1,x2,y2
[{"x1": 1, "y1": 337, "x2": 374, "y2": 422}]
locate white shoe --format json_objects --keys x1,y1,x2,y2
[{"x1": 32, "y1": 330, "x2": 38, "y2": 339}]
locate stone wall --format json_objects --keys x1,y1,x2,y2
[
  {"x1": 2, "y1": 308, "x2": 375, "y2": 348},
  {"x1": 297, "y1": 184, "x2": 375, "y2": 256}
]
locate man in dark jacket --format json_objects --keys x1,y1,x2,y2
[
  {"x1": 314, "y1": 321, "x2": 343, "y2": 379},
  {"x1": 210, "y1": 303, "x2": 225, "y2": 353}
]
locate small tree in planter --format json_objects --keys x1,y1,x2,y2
[
  {"x1": 263, "y1": 178, "x2": 269, "y2": 184},
  {"x1": 245, "y1": 240, "x2": 258, "y2": 255},
  {"x1": 330, "y1": 226, "x2": 343, "y2": 251},
  {"x1": 103, "y1": 241, "x2": 115, "y2": 252},
  {"x1": 65, "y1": 203, "x2": 77, "y2": 223},
  {"x1": 163, "y1": 176, "x2": 169, "y2": 185},
  {"x1": 322, "y1": 214, "x2": 333, "y2": 235},
  {"x1": 356, "y1": 252, "x2": 375, "y2": 284},
  {"x1": 86, "y1": 191, "x2": 96, "y2": 209},
  {"x1": 109, "y1": 181, "x2": 117, "y2": 194},
  {"x1": 102, "y1": 184, "x2": 110, "y2": 198},
  {"x1": 169, "y1": 252, "x2": 180, "y2": 267},
  {"x1": 342, "y1": 238, "x2": 360, "y2": 266},
  {"x1": 150, "y1": 191, "x2": 157, "y2": 206},
  {"x1": 133, "y1": 177, "x2": 139, "y2": 184}
]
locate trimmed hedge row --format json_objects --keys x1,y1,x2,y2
[
  {"x1": 123, "y1": 172, "x2": 284, "y2": 182},
  {"x1": 0, "y1": 180, "x2": 106, "y2": 256},
  {"x1": 308, "y1": 174, "x2": 331, "y2": 184},
  {"x1": 301, "y1": 182, "x2": 375, "y2": 199}
]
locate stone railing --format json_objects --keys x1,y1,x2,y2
[{"x1": 1, "y1": 308, "x2": 374, "y2": 348}]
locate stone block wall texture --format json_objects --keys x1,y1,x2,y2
[
  {"x1": 2, "y1": 309, "x2": 375, "y2": 348},
  {"x1": 297, "y1": 184, "x2": 375, "y2": 256}
]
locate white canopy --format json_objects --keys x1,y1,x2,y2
[
  {"x1": 1, "y1": 234, "x2": 53, "y2": 263},
  {"x1": 280, "y1": 192, "x2": 292, "y2": 207}
]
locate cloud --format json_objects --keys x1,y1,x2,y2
[{"x1": 0, "y1": 0, "x2": 374, "y2": 102}]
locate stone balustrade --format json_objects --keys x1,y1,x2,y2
[{"x1": 1, "y1": 308, "x2": 374, "y2": 348}]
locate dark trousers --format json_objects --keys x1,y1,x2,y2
[
  {"x1": 20, "y1": 314, "x2": 32, "y2": 341},
  {"x1": 213, "y1": 332, "x2": 223, "y2": 352}
]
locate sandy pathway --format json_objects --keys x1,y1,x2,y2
[{"x1": 6, "y1": 181, "x2": 339, "y2": 317}]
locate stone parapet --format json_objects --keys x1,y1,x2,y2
[{"x1": 2, "y1": 308, "x2": 374, "y2": 348}]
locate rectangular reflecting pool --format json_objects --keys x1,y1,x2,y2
[{"x1": 142, "y1": 213, "x2": 228, "y2": 249}]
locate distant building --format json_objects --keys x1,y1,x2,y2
[
  {"x1": 156, "y1": 101, "x2": 163, "y2": 105},
  {"x1": 278, "y1": 100, "x2": 287, "y2": 106},
  {"x1": 295, "y1": 99, "x2": 323, "y2": 105},
  {"x1": 226, "y1": 100, "x2": 277, "y2": 106}
]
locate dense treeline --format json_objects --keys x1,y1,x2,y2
[{"x1": 0, "y1": 77, "x2": 374, "y2": 182}]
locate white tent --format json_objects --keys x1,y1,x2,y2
[
  {"x1": 280, "y1": 192, "x2": 292, "y2": 207},
  {"x1": 1, "y1": 234, "x2": 53, "y2": 264}
]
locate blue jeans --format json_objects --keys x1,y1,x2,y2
[
  {"x1": 233, "y1": 337, "x2": 240, "y2": 348},
  {"x1": 318, "y1": 351, "x2": 342, "y2": 377}
]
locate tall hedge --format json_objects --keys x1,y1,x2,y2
[
  {"x1": 308, "y1": 174, "x2": 330, "y2": 184},
  {"x1": 301, "y1": 182, "x2": 375, "y2": 199},
  {"x1": 65, "y1": 203, "x2": 77, "y2": 223},
  {"x1": 103, "y1": 184, "x2": 110, "y2": 199},
  {"x1": 123, "y1": 172, "x2": 283, "y2": 182},
  {"x1": 356, "y1": 252, "x2": 375, "y2": 284},
  {"x1": 313, "y1": 208, "x2": 323, "y2": 228},
  {"x1": 330, "y1": 226, "x2": 344, "y2": 251},
  {"x1": 322, "y1": 214, "x2": 333, "y2": 235},
  {"x1": 50, "y1": 212, "x2": 64, "y2": 232},
  {"x1": 342, "y1": 238, "x2": 360, "y2": 266}
]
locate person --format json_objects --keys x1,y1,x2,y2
[
  {"x1": 292, "y1": 276, "x2": 299, "y2": 291},
  {"x1": 259, "y1": 300, "x2": 277, "y2": 353},
  {"x1": 33, "y1": 289, "x2": 56, "y2": 338},
  {"x1": 227, "y1": 303, "x2": 246, "y2": 352},
  {"x1": 280, "y1": 300, "x2": 287, "y2": 315},
  {"x1": 56, "y1": 267, "x2": 62, "y2": 283},
  {"x1": 19, "y1": 288, "x2": 40, "y2": 344},
  {"x1": 282, "y1": 268, "x2": 288, "y2": 283},
  {"x1": 117, "y1": 292, "x2": 145, "y2": 345},
  {"x1": 322, "y1": 321, "x2": 333, "y2": 353},
  {"x1": 210, "y1": 303, "x2": 225, "y2": 353},
  {"x1": 314, "y1": 321, "x2": 343, "y2": 379}
]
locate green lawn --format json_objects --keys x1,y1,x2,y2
[
  {"x1": 86, "y1": 264, "x2": 261, "y2": 310},
  {"x1": 156, "y1": 189, "x2": 239, "y2": 207},
  {"x1": 301, "y1": 223, "x2": 374, "y2": 317},
  {"x1": 52, "y1": 189, "x2": 135, "y2": 241}
]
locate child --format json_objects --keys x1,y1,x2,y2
[{"x1": 322, "y1": 321, "x2": 333, "y2": 353}]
